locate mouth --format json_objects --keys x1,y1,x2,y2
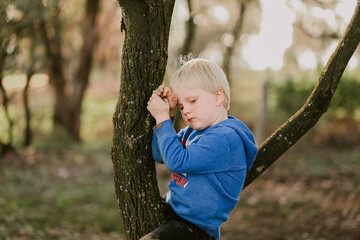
[{"x1": 187, "y1": 117, "x2": 195, "y2": 122}]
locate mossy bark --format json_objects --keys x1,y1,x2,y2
[{"x1": 111, "y1": 1, "x2": 175, "y2": 239}]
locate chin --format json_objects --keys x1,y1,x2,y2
[{"x1": 191, "y1": 124, "x2": 206, "y2": 131}]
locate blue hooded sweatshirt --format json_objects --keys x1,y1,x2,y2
[{"x1": 152, "y1": 116, "x2": 257, "y2": 239}]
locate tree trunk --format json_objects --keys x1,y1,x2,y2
[
  {"x1": 39, "y1": 9, "x2": 69, "y2": 132},
  {"x1": 111, "y1": 1, "x2": 360, "y2": 239},
  {"x1": 23, "y1": 38, "x2": 37, "y2": 147},
  {"x1": 244, "y1": 1, "x2": 360, "y2": 188},
  {"x1": 24, "y1": 63, "x2": 34, "y2": 146},
  {"x1": 222, "y1": 0, "x2": 248, "y2": 84},
  {"x1": 179, "y1": 0, "x2": 195, "y2": 56},
  {"x1": 254, "y1": 80, "x2": 269, "y2": 143},
  {"x1": 39, "y1": 0, "x2": 100, "y2": 141},
  {"x1": 111, "y1": 1, "x2": 175, "y2": 239},
  {"x1": 0, "y1": 48, "x2": 14, "y2": 151},
  {"x1": 69, "y1": 0, "x2": 100, "y2": 141}
]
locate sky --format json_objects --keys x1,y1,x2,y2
[
  {"x1": 174, "y1": 0, "x2": 358, "y2": 71},
  {"x1": 238, "y1": 0, "x2": 357, "y2": 71}
]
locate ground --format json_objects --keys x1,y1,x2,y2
[{"x1": 0, "y1": 138, "x2": 359, "y2": 240}]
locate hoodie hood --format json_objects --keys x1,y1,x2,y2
[{"x1": 220, "y1": 116, "x2": 258, "y2": 171}]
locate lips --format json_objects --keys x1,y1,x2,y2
[{"x1": 188, "y1": 117, "x2": 195, "y2": 122}]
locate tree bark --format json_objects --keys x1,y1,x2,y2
[
  {"x1": 111, "y1": 1, "x2": 175, "y2": 239},
  {"x1": 244, "y1": 1, "x2": 360, "y2": 188}
]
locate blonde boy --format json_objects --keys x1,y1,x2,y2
[{"x1": 146, "y1": 58, "x2": 257, "y2": 239}]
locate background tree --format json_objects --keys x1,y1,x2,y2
[
  {"x1": 222, "y1": 0, "x2": 252, "y2": 84},
  {"x1": 0, "y1": 0, "x2": 24, "y2": 153},
  {"x1": 17, "y1": 0, "x2": 45, "y2": 146},
  {"x1": 37, "y1": 0, "x2": 100, "y2": 141},
  {"x1": 111, "y1": 1, "x2": 360, "y2": 240},
  {"x1": 284, "y1": 0, "x2": 359, "y2": 70},
  {"x1": 178, "y1": 0, "x2": 196, "y2": 56},
  {"x1": 1, "y1": 0, "x2": 52, "y2": 149}
]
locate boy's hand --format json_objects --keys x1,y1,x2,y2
[
  {"x1": 147, "y1": 92, "x2": 170, "y2": 125},
  {"x1": 154, "y1": 85, "x2": 177, "y2": 117}
]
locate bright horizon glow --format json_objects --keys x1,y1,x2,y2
[
  {"x1": 211, "y1": 5, "x2": 230, "y2": 24},
  {"x1": 241, "y1": 0, "x2": 357, "y2": 71},
  {"x1": 242, "y1": 1, "x2": 295, "y2": 71},
  {"x1": 311, "y1": 7, "x2": 336, "y2": 27},
  {"x1": 298, "y1": 50, "x2": 317, "y2": 70},
  {"x1": 336, "y1": 0, "x2": 357, "y2": 23}
]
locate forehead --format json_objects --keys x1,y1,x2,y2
[{"x1": 175, "y1": 84, "x2": 213, "y2": 101}]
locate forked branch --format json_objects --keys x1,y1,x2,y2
[{"x1": 244, "y1": 1, "x2": 360, "y2": 188}]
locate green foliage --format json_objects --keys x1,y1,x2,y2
[
  {"x1": 327, "y1": 76, "x2": 360, "y2": 118},
  {"x1": 274, "y1": 76, "x2": 313, "y2": 117},
  {"x1": 274, "y1": 74, "x2": 360, "y2": 120}
]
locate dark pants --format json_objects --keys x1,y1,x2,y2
[{"x1": 143, "y1": 200, "x2": 216, "y2": 240}]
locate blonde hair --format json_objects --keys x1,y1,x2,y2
[{"x1": 169, "y1": 58, "x2": 231, "y2": 110}]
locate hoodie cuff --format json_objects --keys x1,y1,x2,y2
[{"x1": 154, "y1": 119, "x2": 176, "y2": 140}]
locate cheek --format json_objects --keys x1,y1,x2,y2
[{"x1": 181, "y1": 112, "x2": 186, "y2": 120}]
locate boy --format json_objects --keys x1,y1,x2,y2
[{"x1": 145, "y1": 58, "x2": 257, "y2": 239}]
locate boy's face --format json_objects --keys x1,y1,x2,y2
[{"x1": 176, "y1": 84, "x2": 226, "y2": 131}]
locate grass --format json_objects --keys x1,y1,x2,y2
[{"x1": 0, "y1": 142, "x2": 124, "y2": 240}]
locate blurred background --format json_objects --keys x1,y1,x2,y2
[{"x1": 0, "y1": 0, "x2": 359, "y2": 239}]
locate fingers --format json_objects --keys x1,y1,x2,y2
[
  {"x1": 150, "y1": 92, "x2": 161, "y2": 100},
  {"x1": 153, "y1": 85, "x2": 166, "y2": 97},
  {"x1": 163, "y1": 87, "x2": 172, "y2": 97},
  {"x1": 148, "y1": 93, "x2": 164, "y2": 106},
  {"x1": 153, "y1": 89, "x2": 160, "y2": 96}
]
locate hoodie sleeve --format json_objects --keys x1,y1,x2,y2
[
  {"x1": 152, "y1": 121, "x2": 187, "y2": 164},
  {"x1": 152, "y1": 130, "x2": 164, "y2": 163},
  {"x1": 154, "y1": 119, "x2": 247, "y2": 174}
]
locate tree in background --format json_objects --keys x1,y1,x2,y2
[
  {"x1": 286, "y1": 0, "x2": 359, "y2": 70},
  {"x1": 222, "y1": 0, "x2": 254, "y2": 84},
  {"x1": 111, "y1": 1, "x2": 360, "y2": 239},
  {"x1": 36, "y1": 0, "x2": 100, "y2": 141},
  {"x1": 0, "y1": 0, "x2": 26, "y2": 153},
  {"x1": 15, "y1": 1, "x2": 45, "y2": 146},
  {"x1": 178, "y1": 0, "x2": 196, "y2": 56}
]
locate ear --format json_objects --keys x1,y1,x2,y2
[{"x1": 215, "y1": 88, "x2": 225, "y2": 106}]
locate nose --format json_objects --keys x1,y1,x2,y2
[{"x1": 182, "y1": 105, "x2": 190, "y2": 115}]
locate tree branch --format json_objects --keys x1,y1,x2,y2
[{"x1": 244, "y1": 0, "x2": 360, "y2": 188}]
